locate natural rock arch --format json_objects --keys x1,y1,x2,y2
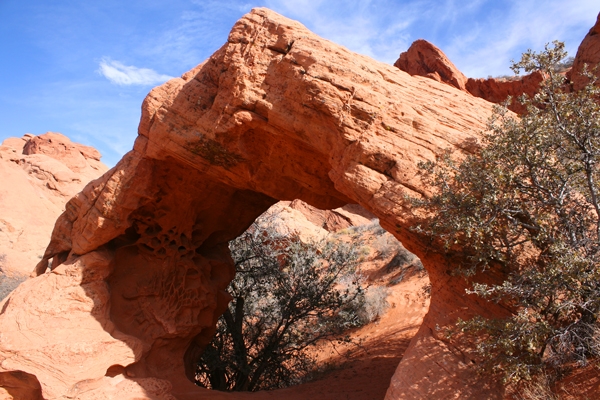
[{"x1": 1, "y1": 8, "x2": 509, "y2": 399}]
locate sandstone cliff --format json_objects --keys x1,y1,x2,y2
[{"x1": 0, "y1": 132, "x2": 107, "y2": 278}]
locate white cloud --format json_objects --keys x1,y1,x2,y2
[
  {"x1": 263, "y1": 0, "x2": 422, "y2": 63},
  {"x1": 98, "y1": 58, "x2": 175, "y2": 86},
  {"x1": 442, "y1": 0, "x2": 599, "y2": 78}
]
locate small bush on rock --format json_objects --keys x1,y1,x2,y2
[{"x1": 0, "y1": 257, "x2": 26, "y2": 301}]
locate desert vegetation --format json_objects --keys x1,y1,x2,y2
[
  {"x1": 414, "y1": 41, "x2": 600, "y2": 386},
  {"x1": 195, "y1": 212, "x2": 395, "y2": 392}
]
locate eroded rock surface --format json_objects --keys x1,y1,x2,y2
[
  {"x1": 0, "y1": 132, "x2": 107, "y2": 277},
  {"x1": 465, "y1": 72, "x2": 543, "y2": 114},
  {"x1": 570, "y1": 12, "x2": 600, "y2": 90},
  {"x1": 394, "y1": 39, "x2": 468, "y2": 91},
  {"x1": 1, "y1": 8, "x2": 511, "y2": 400},
  {"x1": 395, "y1": 39, "x2": 543, "y2": 114},
  {"x1": 286, "y1": 199, "x2": 376, "y2": 232}
]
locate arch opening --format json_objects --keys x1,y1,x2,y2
[{"x1": 188, "y1": 199, "x2": 429, "y2": 395}]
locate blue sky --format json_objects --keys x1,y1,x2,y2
[{"x1": 1, "y1": 0, "x2": 597, "y2": 167}]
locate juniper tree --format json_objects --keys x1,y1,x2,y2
[{"x1": 414, "y1": 42, "x2": 600, "y2": 382}]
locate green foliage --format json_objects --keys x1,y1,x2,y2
[
  {"x1": 414, "y1": 41, "x2": 600, "y2": 382},
  {"x1": 195, "y1": 216, "x2": 366, "y2": 392}
]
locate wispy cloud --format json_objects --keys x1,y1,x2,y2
[
  {"x1": 143, "y1": 2, "x2": 249, "y2": 73},
  {"x1": 98, "y1": 58, "x2": 175, "y2": 86},
  {"x1": 441, "y1": 0, "x2": 598, "y2": 78},
  {"x1": 263, "y1": 0, "x2": 423, "y2": 63}
]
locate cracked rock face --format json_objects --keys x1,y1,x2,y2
[{"x1": 1, "y1": 8, "x2": 509, "y2": 400}]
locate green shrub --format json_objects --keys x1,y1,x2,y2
[{"x1": 413, "y1": 41, "x2": 600, "y2": 382}]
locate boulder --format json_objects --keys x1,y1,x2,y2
[
  {"x1": 394, "y1": 39, "x2": 468, "y2": 91},
  {"x1": 570, "y1": 12, "x2": 600, "y2": 90}
]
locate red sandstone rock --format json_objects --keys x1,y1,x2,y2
[
  {"x1": 570, "y1": 12, "x2": 600, "y2": 91},
  {"x1": 0, "y1": 133, "x2": 107, "y2": 277},
  {"x1": 0, "y1": 8, "x2": 510, "y2": 400},
  {"x1": 394, "y1": 39, "x2": 468, "y2": 91},
  {"x1": 395, "y1": 39, "x2": 543, "y2": 114},
  {"x1": 23, "y1": 132, "x2": 103, "y2": 171},
  {"x1": 287, "y1": 199, "x2": 376, "y2": 232},
  {"x1": 466, "y1": 72, "x2": 543, "y2": 114}
]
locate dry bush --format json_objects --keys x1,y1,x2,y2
[
  {"x1": 0, "y1": 273, "x2": 26, "y2": 301},
  {"x1": 518, "y1": 373, "x2": 560, "y2": 400},
  {"x1": 357, "y1": 286, "x2": 390, "y2": 323},
  {"x1": 196, "y1": 217, "x2": 367, "y2": 392}
]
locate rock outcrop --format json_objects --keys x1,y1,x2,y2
[
  {"x1": 395, "y1": 39, "x2": 543, "y2": 114},
  {"x1": 570, "y1": 12, "x2": 600, "y2": 90},
  {"x1": 465, "y1": 72, "x2": 543, "y2": 114},
  {"x1": 399, "y1": 12, "x2": 600, "y2": 107},
  {"x1": 0, "y1": 8, "x2": 510, "y2": 400},
  {"x1": 0, "y1": 133, "x2": 107, "y2": 277},
  {"x1": 287, "y1": 199, "x2": 376, "y2": 232},
  {"x1": 393, "y1": 39, "x2": 468, "y2": 91}
]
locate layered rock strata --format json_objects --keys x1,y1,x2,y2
[{"x1": 0, "y1": 8, "x2": 511, "y2": 399}]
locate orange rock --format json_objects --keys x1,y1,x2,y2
[
  {"x1": 0, "y1": 251, "x2": 141, "y2": 398},
  {"x1": 394, "y1": 39, "x2": 468, "y2": 91},
  {"x1": 23, "y1": 132, "x2": 103, "y2": 172},
  {"x1": 0, "y1": 133, "x2": 107, "y2": 277},
  {"x1": 570, "y1": 12, "x2": 600, "y2": 91},
  {"x1": 395, "y1": 39, "x2": 543, "y2": 114},
  {"x1": 287, "y1": 199, "x2": 376, "y2": 232},
  {"x1": 1, "y1": 8, "x2": 510, "y2": 399},
  {"x1": 465, "y1": 72, "x2": 543, "y2": 114}
]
